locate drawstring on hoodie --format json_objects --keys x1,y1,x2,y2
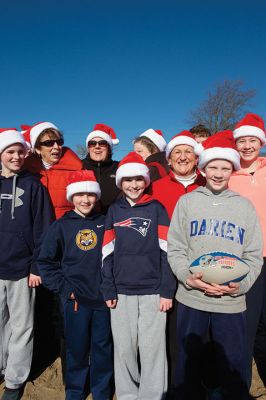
[{"x1": 11, "y1": 174, "x2": 17, "y2": 220}]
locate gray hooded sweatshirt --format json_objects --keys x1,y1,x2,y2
[{"x1": 167, "y1": 186, "x2": 263, "y2": 313}]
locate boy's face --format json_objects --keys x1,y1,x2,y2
[
  {"x1": 121, "y1": 176, "x2": 146, "y2": 203},
  {"x1": 1, "y1": 144, "x2": 26, "y2": 175},
  {"x1": 72, "y1": 192, "x2": 97, "y2": 217},
  {"x1": 204, "y1": 159, "x2": 233, "y2": 193}
]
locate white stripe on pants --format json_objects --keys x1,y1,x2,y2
[
  {"x1": 0, "y1": 277, "x2": 35, "y2": 389},
  {"x1": 111, "y1": 294, "x2": 167, "y2": 400}
]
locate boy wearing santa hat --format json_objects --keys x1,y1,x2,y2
[
  {"x1": 101, "y1": 152, "x2": 176, "y2": 400},
  {"x1": 37, "y1": 170, "x2": 113, "y2": 400},
  {"x1": 0, "y1": 129, "x2": 53, "y2": 400},
  {"x1": 167, "y1": 130, "x2": 263, "y2": 399}
]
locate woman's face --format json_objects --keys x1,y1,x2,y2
[
  {"x1": 36, "y1": 132, "x2": 63, "y2": 164},
  {"x1": 168, "y1": 144, "x2": 197, "y2": 176},
  {"x1": 134, "y1": 142, "x2": 152, "y2": 161},
  {"x1": 236, "y1": 136, "x2": 262, "y2": 166},
  {"x1": 87, "y1": 136, "x2": 109, "y2": 162}
]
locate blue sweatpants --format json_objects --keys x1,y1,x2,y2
[
  {"x1": 173, "y1": 303, "x2": 249, "y2": 400},
  {"x1": 64, "y1": 300, "x2": 113, "y2": 400}
]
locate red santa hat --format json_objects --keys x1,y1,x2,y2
[
  {"x1": 233, "y1": 113, "x2": 266, "y2": 144},
  {"x1": 195, "y1": 130, "x2": 240, "y2": 170},
  {"x1": 0, "y1": 128, "x2": 26, "y2": 153},
  {"x1": 166, "y1": 131, "x2": 197, "y2": 159},
  {"x1": 86, "y1": 123, "x2": 119, "y2": 148},
  {"x1": 20, "y1": 125, "x2": 32, "y2": 150},
  {"x1": 139, "y1": 128, "x2": 167, "y2": 151},
  {"x1": 116, "y1": 152, "x2": 150, "y2": 189},
  {"x1": 28, "y1": 122, "x2": 59, "y2": 148},
  {"x1": 66, "y1": 170, "x2": 101, "y2": 202}
]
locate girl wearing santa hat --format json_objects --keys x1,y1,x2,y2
[
  {"x1": 229, "y1": 113, "x2": 266, "y2": 388},
  {"x1": 133, "y1": 128, "x2": 169, "y2": 181}
]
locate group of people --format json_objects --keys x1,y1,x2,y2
[{"x1": 0, "y1": 113, "x2": 265, "y2": 400}]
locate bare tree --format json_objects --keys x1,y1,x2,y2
[
  {"x1": 188, "y1": 80, "x2": 256, "y2": 134},
  {"x1": 76, "y1": 144, "x2": 87, "y2": 160}
]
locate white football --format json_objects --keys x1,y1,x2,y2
[{"x1": 189, "y1": 252, "x2": 250, "y2": 285}]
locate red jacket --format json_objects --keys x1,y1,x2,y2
[
  {"x1": 24, "y1": 147, "x2": 83, "y2": 219},
  {"x1": 151, "y1": 170, "x2": 206, "y2": 218}
]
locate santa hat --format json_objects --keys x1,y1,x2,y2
[
  {"x1": 233, "y1": 113, "x2": 266, "y2": 144},
  {"x1": 139, "y1": 128, "x2": 167, "y2": 151},
  {"x1": 116, "y1": 152, "x2": 150, "y2": 189},
  {"x1": 195, "y1": 130, "x2": 240, "y2": 170},
  {"x1": 66, "y1": 170, "x2": 101, "y2": 202},
  {"x1": 166, "y1": 130, "x2": 197, "y2": 159},
  {"x1": 0, "y1": 128, "x2": 26, "y2": 153},
  {"x1": 20, "y1": 125, "x2": 32, "y2": 150},
  {"x1": 28, "y1": 122, "x2": 59, "y2": 148},
  {"x1": 86, "y1": 123, "x2": 119, "y2": 148}
]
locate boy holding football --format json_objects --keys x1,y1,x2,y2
[{"x1": 167, "y1": 131, "x2": 263, "y2": 400}]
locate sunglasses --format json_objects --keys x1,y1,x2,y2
[
  {"x1": 39, "y1": 138, "x2": 64, "y2": 147},
  {"x1": 87, "y1": 140, "x2": 108, "y2": 148}
]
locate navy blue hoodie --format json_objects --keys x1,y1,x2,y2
[
  {"x1": 0, "y1": 170, "x2": 54, "y2": 279},
  {"x1": 38, "y1": 210, "x2": 107, "y2": 309},
  {"x1": 101, "y1": 194, "x2": 176, "y2": 300}
]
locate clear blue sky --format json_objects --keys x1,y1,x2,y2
[{"x1": 1, "y1": 0, "x2": 265, "y2": 160}]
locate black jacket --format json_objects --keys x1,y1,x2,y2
[{"x1": 82, "y1": 155, "x2": 121, "y2": 214}]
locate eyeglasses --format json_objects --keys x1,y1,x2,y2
[
  {"x1": 87, "y1": 140, "x2": 108, "y2": 148},
  {"x1": 39, "y1": 138, "x2": 64, "y2": 147}
]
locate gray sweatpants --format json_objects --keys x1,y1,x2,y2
[
  {"x1": 0, "y1": 277, "x2": 35, "y2": 389},
  {"x1": 111, "y1": 294, "x2": 167, "y2": 400}
]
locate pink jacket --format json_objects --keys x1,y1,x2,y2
[{"x1": 229, "y1": 157, "x2": 266, "y2": 256}]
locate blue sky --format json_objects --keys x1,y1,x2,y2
[{"x1": 1, "y1": 0, "x2": 266, "y2": 160}]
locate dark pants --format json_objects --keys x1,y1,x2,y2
[
  {"x1": 64, "y1": 301, "x2": 113, "y2": 400},
  {"x1": 173, "y1": 304, "x2": 249, "y2": 400},
  {"x1": 247, "y1": 260, "x2": 266, "y2": 387},
  {"x1": 246, "y1": 260, "x2": 266, "y2": 387}
]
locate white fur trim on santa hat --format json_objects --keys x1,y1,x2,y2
[
  {"x1": 198, "y1": 147, "x2": 240, "y2": 170},
  {"x1": 0, "y1": 130, "x2": 27, "y2": 153},
  {"x1": 166, "y1": 136, "x2": 197, "y2": 159},
  {"x1": 233, "y1": 125, "x2": 266, "y2": 144},
  {"x1": 140, "y1": 129, "x2": 167, "y2": 152},
  {"x1": 116, "y1": 162, "x2": 150, "y2": 189},
  {"x1": 30, "y1": 122, "x2": 59, "y2": 148},
  {"x1": 66, "y1": 181, "x2": 101, "y2": 202},
  {"x1": 86, "y1": 130, "x2": 113, "y2": 148}
]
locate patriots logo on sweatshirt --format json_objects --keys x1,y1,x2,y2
[{"x1": 114, "y1": 217, "x2": 151, "y2": 237}]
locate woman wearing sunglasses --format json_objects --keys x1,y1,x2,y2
[
  {"x1": 24, "y1": 122, "x2": 82, "y2": 219},
  {"x1": 83, "y1": 123, "x2": 121, "y2": 214}
]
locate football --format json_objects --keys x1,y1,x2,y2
[{"x1": 189, "y1": 252, "x2": 250, "y2": 285}]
